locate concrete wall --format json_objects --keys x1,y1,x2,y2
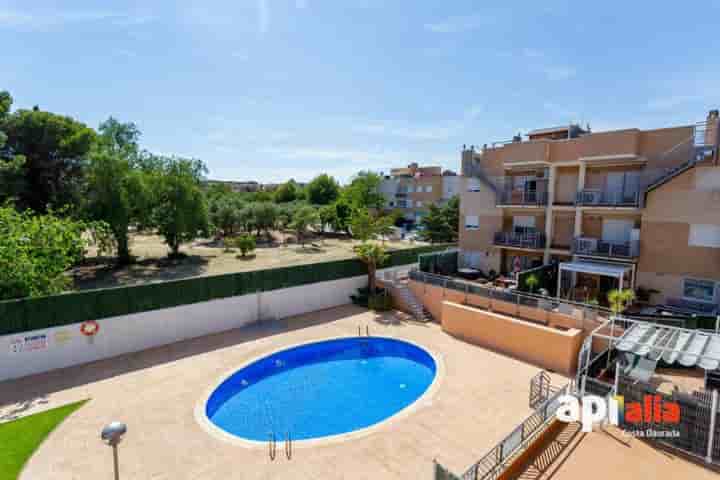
[
  {"x1": 0, "y1": 266, "x2": 408, "y2": 382},
  {"x1": 441, "y1": 301, "x2": 584, "y2": 375}
]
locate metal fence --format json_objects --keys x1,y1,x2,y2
[
  {"x1": 434, "y1": 383, "x2": 571, "y2": 480},
  {"x1": 0, "y1": 245, "x2": 452, "y2": 336},
  {"x1": 409, "y1": 270, "x2": 716, "y2": 330}
]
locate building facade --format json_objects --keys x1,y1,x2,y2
[
  {"x1": 459, "y1": 110, "x2": 720, "y2": 308},
  {"x1": 379, "y1": 163, "x2": 459, "y2": 224}
]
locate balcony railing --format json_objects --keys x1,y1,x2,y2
[
  {"x1": 572, "y1": 237, "x2": 639, "y2": 258},
  {"x1": 497, "y1": 189, "x2": 548, "y2": 206},
  {"x1": 575, "y1": 188, "x2": 640, "y2": 207},
  {"x1": 494, "y1": 231, "x2": 546, "y2": 249}
]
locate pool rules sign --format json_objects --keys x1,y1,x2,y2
[{"x1": 10, "y1": 334, "x2": 49, "y2": 354}]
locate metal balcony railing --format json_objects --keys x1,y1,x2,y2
[
  {"x1": 572, "y1": 237, "x2": 639, "y2": 258},
  {"x1": 494, "y1": 231, "x2": 546, "y2": 249},
  {"x1": 575, "y1": 188, "x2": 640, "y2": 207},
  {"x1": 497, "y1": 189, "x2": 548, "y2": 206}
]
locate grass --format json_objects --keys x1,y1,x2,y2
[{"x1": 0, "y1": 400, "x2": 88, "y2": 480}]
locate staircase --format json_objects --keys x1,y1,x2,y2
[{"x1": 391, "y1": 280, "x2": 433, "y2": 323}]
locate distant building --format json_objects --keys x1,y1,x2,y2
[
  {"x1": 379, "y1": 163, "x2": 459, "y2": 224},
  {"x1": 205, "y1": 180, "x2": 261, "y2": 193}
]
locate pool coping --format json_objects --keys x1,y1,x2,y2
[{"x1": 194, "y1": 333, "x2": 445, "y2": 449}]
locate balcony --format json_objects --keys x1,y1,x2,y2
[
  {"x1": 497, "y1": 188, "x2": 548, "y2": 206},
  {"x1": 575, "y1": 188, "x2": 640, "y2": 207},
  {"x1": 572, "y1": 237, "x2": 639, "y2": 259},
  {"x1": 494, "y1": 231, "x2": 546, "y2": 250}
]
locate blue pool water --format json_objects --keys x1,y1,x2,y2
[{"x1": 206, "y1": 337, "x2": 436, "y2": 441}]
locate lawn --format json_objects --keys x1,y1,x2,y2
[
  {"x1": 70, "y1": 232, "x2": 424, "y2": 290},
  {"x1": 0, "y1": 400, "x2": 87, "y2": 480}
]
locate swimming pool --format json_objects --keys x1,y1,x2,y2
[{"x1": 204, "y1": 337, "x2": 436, "y2": 442}]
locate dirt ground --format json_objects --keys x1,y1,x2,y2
[{"x1": 70, "y1": 232, "x2": 424, "y2": 291}]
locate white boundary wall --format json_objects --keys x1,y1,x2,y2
[{"x1": 0, "y1": 266, "x2": 410, "y2": 382}]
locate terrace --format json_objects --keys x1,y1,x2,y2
[{"x1": 572, "y1": 237, "x2": 640, "y2": 259}]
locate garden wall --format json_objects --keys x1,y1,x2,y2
[{"x1": 0, "y1": 265, "x2": 412, "y2": 382}]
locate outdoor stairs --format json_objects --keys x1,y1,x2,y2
[{"x1": 394, "y1": 282, "x2": 433, "y2": 323}]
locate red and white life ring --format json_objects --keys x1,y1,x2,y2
[{"x1": 80, "y1": 320, "x2": 100, "y2": 337}]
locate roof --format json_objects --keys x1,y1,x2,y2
[
  {"x1": 527, "y1": 126, "x2": 572, "y2": 136},
  {"x1": 558, "y1": 261, "x2": 632, "y2": 277}
]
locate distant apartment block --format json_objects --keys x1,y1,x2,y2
[
  {"x1": 379, "y1": 163, "x2": 459, "y2": 224},
  {"x1": 459, "y1": 109, "x2": 720, "y2": 310}
]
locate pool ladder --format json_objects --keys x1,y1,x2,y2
[
  {"x1": 268, "y1": 432, "x2": 292, "y2": 461},
  {"x1": 358, "y1": 325, "x2": 370, "y2": 337}
]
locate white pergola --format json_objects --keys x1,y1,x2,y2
[{"x1": 556, "y1": 261, "x2": 633, "y2": 298}]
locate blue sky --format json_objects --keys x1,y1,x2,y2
[{"x1": 3, "y1": 1, "x2": 720, "y2": 183}]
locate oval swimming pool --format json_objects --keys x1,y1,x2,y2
[{"x1": 205, "y1": 337, "x2": 436, "y2": 442}]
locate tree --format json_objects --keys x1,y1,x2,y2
[
  {"x1": 343, "y1": 171, "x2": 384, "y2": 210},
  {"x1": 350, "y1": 209, "x2": 377, "y2": 241},
  {"x1": 442, "y1": 195, "x2": 460, "y2": 241},
  {"x1": 250, "y1": 202, "x2": 279, "y2": 237},
  {"x1": 2, "y1": 105, "x2": 96, "y2": 212},
  {"x1": 0, "y1": 206, "x2": 110, "y2": 299},
  {"x1": 608, "y1": 289, "x2": 636, "y2": 316},
  {"x1": 306, "y1": 174, "x2": 340, "y2": 205},
  {"x1": 353, "y1": 242, "x2": 388, "y2": 295},
  {"x1": 375, "y1": 215, "x2": 396, "y2": 244},
  {"x1": 152, "y1": 158, "x2": 209, "y2": 257},
  {"x1": 420, "y1": 204, "x2": 453, "y2": 243},
  {"x1": 0, "y1": 91, "x2": 27, "y2": 204},
  {"x1": 332, "y1": 199, "x2": 353, "y2": 234},
  {"x1": 318, "y1": 204, "x2": 338, "y2": 234},
  {"x1": 208, "y1": 194, "x2": 243, "y2": 237},
  {"x1": 233, "y1": 234, "x2": 256, "y2": 257},
  {"x1": 290, "y1": 205, "x2": 319, "y2": 247},
  {"x1": 525, "y1": 274, "x2": 539, "y2": 293},
  {"x1": 84, "y1": 118, "x2": 152, "y2": 264},
  {"x1": 274, "y1": 179, "x2": 300, "y2": 203}
]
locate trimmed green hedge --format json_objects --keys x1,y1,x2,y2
[{"x1": 0, "y1": 245, "x2": 452, "y2": 336}]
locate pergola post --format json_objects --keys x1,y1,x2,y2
[
  {"x1": 707, "y1": 389, "x2": 718, "y2": 463},
  {"x1": 556, "y1": 265, "x2": 563, "y2": 298}
]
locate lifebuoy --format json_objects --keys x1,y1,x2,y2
[{"x1": 80, "y1": 320, "x2": 100, "y2": 336}]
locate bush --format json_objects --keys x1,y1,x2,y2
[
  {"x1": 368, "y1": 293, "x2": 393, "y2": 311},
  {"x1": 233, "y1": 234, "x2": 256, "y2": 257}
]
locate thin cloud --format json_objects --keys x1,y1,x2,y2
[
  {"x1": 0, "y1": 8, "x2": 154, "y2": 29},
  {"x1": 258, "y1": 0, "x2": 269, "y2": 34},
  {"x1": 424, "y1": 14, "x2": 486, "y2": 33},
  {"x1": 541, "y1": 65, "x2": 576, "y2": 81}
]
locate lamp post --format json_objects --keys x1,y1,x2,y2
[{"x1": 101, "y1": 422, "x2": 127, "y2": 480}]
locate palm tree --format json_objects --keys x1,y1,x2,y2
[
  {"x1": 607, "y1": 288, "x2": 636, "y2": 316},
  {"x1": 354, "y1": 242, "x2": 389, "y2": 294}
]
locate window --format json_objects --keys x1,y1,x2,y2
[
  {"x1": 416, "y1": 200, "x2": 423, "y2": 207},
  {"x1": 602, "y1": 219, "x2": 633, "y2": 243},
  {"x1": 689, "y1": 224, "x2": 720, "y2": 248},
  {"x1": 465, "y1": 215, "x2": 479, "y2": 230},
  {"x1": 683, "y1": 278, "x2": 717, "y2": 303},
  {"x1": 513, "y1": 216, "x2": 536, "y2": 235},
  {"x1": 425, "y1": 185, "x2": 433, "y2": 193},
  {"x1": 408, "y1": 185, "x2": 414, "y2": 193}
]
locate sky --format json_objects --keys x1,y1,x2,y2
[{"x1": 2, "y1": 1, "x2": 720, "y2": 184}]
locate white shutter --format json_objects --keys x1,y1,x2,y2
[{"x1": 689, "y1": 224, "x2": 720, "y2": 248}]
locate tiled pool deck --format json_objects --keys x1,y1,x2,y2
[{"x1": 0, "y1": 305, "x2": 711, "y2": 479}]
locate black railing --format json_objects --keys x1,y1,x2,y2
[
  {"x1": 494, "y1": 231, "x2": 546, "y2": 249},
  {"x1": 572, "y1": 237, "x2": 639, "y2": 258},
  {"x1": 575, "y1": 188, "x2": 640, "y2": 207},
  {"x1": 497, "y1": 189, "x2": 548, "y2": 206}
]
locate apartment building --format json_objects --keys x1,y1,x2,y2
[
  {"x1": 459, "y1": 110, "x2": 720, "y2": 309},
  {"x1": 379, "y1": 163, "x2": 459, "y2": 224}
]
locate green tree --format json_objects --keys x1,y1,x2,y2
[
  {"x1": 152, "y1": 158, "x2": 209, "y2": 257},
  {"x1": 343, "y1": 171, "x2": 384, "y2": 210},
  {"x1": 332, "y1": 199, "x2": 353, "y2": 234},
  {"x1": 2, "y1": 104, "x2": 96, "y2": 212},
  {"x1": 525, "y1": 274, "x2": 539, "y2": 293},
  {"x1": 442, "y1": 195, "x2": 460, "y2": 241},
  {"x1": 375, "y1": 215, "x2": 397, "y2": 244},
  {"x1": 353, "y1": 242, "x2": 388, "y2": 294},
  {"x1": 318, "y1": 204, "x2": 338, "y2": 234},
  {"x1": 420, "y1": 204, "x2": 453, "y2": 243},
  {"x1": 84, "y1": 118, "x2": 153, "y2": 264},
  {"x1": 0, "y1": 206, "x2": 110, "y2": 299},
  {"x1": 350, "y1": 209, "x2": 377, "y2": 241},
  {"x1": 0, "y1": 92, "x2": 27, "y2": 204},
  {"x1": 250, "y1": 202, "x2": 279, "y2": 236},
  {"x1": 290, "y1": 205, "x2": 319, "y2": 247},
  {"x1": 273, "y1": 179, "x2": 300, "y2": 203},
  {"x1": 306, "y1": 174, "x2": 340, "y2": 205},
  {"x1": 208, "y1": 194, "x2": 244, "y2": 237}
]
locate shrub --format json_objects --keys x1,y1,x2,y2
[
  {"x1": 368, "y1": 293, "x2": 393, "y2": 311},
  {"x1": 233, "y1": 234, "x2": 256, "y2": 257}
]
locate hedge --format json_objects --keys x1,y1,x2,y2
[{"x1": 0, "y1": 244, "x2": 452, "y2": 336}]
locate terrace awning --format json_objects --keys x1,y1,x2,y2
[
  {"x1": 557, "y1": 261, "x2": 633, "y2": 298},
  {"x1": 614, "y1": 322, "x2": 720, "y2": 371}
]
